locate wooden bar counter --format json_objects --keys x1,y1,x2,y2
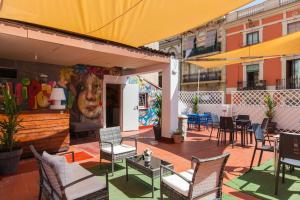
[{"x1": 0, "y1": 110, "x2": 70, "y2": 157}]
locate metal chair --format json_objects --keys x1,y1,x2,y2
[
  {"x1": 235, "y1": 115, "x2": 252, "y2": 144},
  {"x1": 29, "y1": 145, "x2": 109, "y2": 200},
  {"x1": 275, "y1": 132, "x2": 300, "y2": 195},
  {"x1": 187, "y1": 114, "x2": 198, "y2": 130},
  {"x1": 209, "y1": 114, "x2": 220, "y2": 141},
  {"x1": 160, "y1": 153, "x2": 230, "y2": 200},
  {"x1": 249, "y1": 118, "x2": 272, "y2": 171},
  {"x1": 99, "y1": 126, "x2": 137, "y2": 176},
  {"x1": 218, "y1": 117, "x2": 235, "y2": 147}
]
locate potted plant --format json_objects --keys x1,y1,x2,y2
[
  {"x1": 192, "y1": 96, "x2": 199, "y2": 114},
  {"x1": 264, "y1": 94, "x2": 276, "y2": 121},
  {"x1": 173, "y1": 129, "x2": 183, "y2": 143},
  {"x1": 0, "y1": 87, "x2": 23, "y2": 175},
  {"x1": 153, "y1": 92, "x2": 162, "y2": 141},
  {"x1": 264, "y1": 94, "x2": 277, "y2": 133}
]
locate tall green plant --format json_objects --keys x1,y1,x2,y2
[
  {"x1": 264, "y1": 94, "x2": 276, "y2": 120},
  {"x1": 153, "y1": 92, "x2": 162, "y2": 126},
  {"x1": 0, "y1": 87, "x2": 22, "y2": 152},
  {"x1": 192, "y1": 96, "x2": 199, "y2": 114}
]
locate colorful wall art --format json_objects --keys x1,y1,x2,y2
[{"x1": 127, "y1": 76, "x2": 161, "y2": 127}]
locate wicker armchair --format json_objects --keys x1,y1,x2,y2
[
  {"x1": 160, "y1": 153, "x2": 230, "y2": 200},
  {"x1": 99, "y1": 126, "x2": 137, "y2": 175},
  {"x1": 275, "y1": 132, "x2": 300, "y2": 195},
  {"x1": 30, "y1": 145, "x2": 109, "y2": 200}
]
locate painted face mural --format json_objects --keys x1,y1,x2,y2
[{"x1": 77, "y1": 73, "x2": 102, "y2": 119}]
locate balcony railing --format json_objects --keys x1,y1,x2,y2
[
  {"x1": 276, "y1": 78, "x2": 300, "y2": 89},
  {"x1": 186, "y1": 42, "x2": 221, "y2": 58},
  {"x1": 237, "y1": 80, "x2": 267, "y2": 90},
  {"x1": 182, "y1": 71, "x2": 222, "y2": 83},
  {"x1": 226, "y1": 0, "x2": 297, "y2": 22}
]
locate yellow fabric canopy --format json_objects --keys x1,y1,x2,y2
[
  {"x1": 0, "y1": 0, "x2": 252, "y2": 47},
  {"x1": 188, "y1": 56, "x2": 279, "y2": 68}
]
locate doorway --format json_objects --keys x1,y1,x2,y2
[{"x1": 106, "y1": 84, "x2": 121, "y2": 127}]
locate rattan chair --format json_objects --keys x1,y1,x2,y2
[
  {"x1": 99, "y1": 126, "x2": 137, "y2": 175},
  {"x1": 218, "y1": 117, "x2": 235, "y2": 147},
  {"x1": 160, "y1": 153, "x2": 230, "y2": 200},
  {"x1": 275, "y1": 132, "x2": 300, "y2": 195},
  {"x1": 249, "y1": 118, "x2": 272, "y2": 171},
  {"x1": 29, "y1": 145, "x2": 109, "y2": 200},
  {"x1": 209, "y1": 114, "x2": 220, "y2": 141}
]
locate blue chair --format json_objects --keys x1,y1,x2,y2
[
  {"x1": 198, "y1": 113, "x2": 209, "y2": 130},
  {"x1": 209, "y1": 114, "x2": 220, "y2": 141},
  {"x1": 187, "y1": 114, "x2": 198, "y2": 130},
  {"x1": 249, "y1": 118, "x2": 272, "y2": 171}
]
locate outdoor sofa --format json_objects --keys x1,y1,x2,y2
[{"x1": 30, "y1": 145, "x2": 109, "y2": 200}]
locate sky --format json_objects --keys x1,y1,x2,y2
[{"x1": 238, "y1": 0, "x2": 266, "y2": 10}]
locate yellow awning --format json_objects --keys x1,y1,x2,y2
[
  {"x1": 188, "y1": 56, "x2": 279, "y2": 68},
  {"x1": 0, "y1": 0, "x2": 252, "y2": 47}
]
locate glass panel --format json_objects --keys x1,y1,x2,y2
[
  {"x1": 288, "y1": 21, "x2": 300, "y2": 34},
  {"x1": 246, "y1": 64, "x2": 259, "y2": 72},
  {"x1": 253, "y1": 32, "x2": 259, "y2": 44},
  {"x1": 292, "y1": 59, "x2": 300, "y2": 78}
]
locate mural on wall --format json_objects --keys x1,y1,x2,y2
[
  {"x1": 127, "y1": 76, "x2": 161, "y2": 127},
  {"x1": 62, "y1": 65, "x2": 121, "y2": 126},
  {"x1": 0, "y1": 64, "x2": 122, "y2": 127}
]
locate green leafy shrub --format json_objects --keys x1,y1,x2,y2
[{"x1": 0, "y1": 87, "x2": 22, "y2": 152}]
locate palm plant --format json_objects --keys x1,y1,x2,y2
[
  {"x1": 192, "y1": 95, "x2": 199, "y2": 114},
  {"x1": 0, "y1": 87, "x2": 22, "y2": 152},
  {"x1": 264, "y1": 94, "x2": 276, "y2": 120}
]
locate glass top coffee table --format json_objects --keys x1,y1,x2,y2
[{"x1": 126, "y1": 155, "x2": 173, "y2": 197}]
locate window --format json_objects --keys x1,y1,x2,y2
[
  {"x1": 246, "y1": 64, "x2": 259, "y2": 86},
  {"x1": 139, "y1": 93, "x2": 148, "y2": 109},
  {"x1": 288, "y1": 21, "x2": 300, "y2": 34},
  {"x1": 246, "y1": 31, "x2": 259, "y2": 45},
  {"x1": 205, "y1": 29, "x2": 217, "y2": 47}
]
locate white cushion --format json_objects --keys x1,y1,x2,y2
[
  {"x1": 65, "y1": 176, "x2": 106, "y2": 200},
  {"x1": 101, "y1": 144, "x2": 136, "y2": 154},
  {"x1": 64, "y1": 163, "x2": 92, "y2": 185},
  {"x1": 162, "y1": 169, "x2": 194, "y2": 197},
  {"x1": 42, "y1": 151, "x2": 69, "y2": 185}
]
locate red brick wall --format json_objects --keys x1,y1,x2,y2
[
  {"x1": 262, "y1": 14, "x2": 283, "y2": 24},
  {"x1": 226, "y1": 63, "x2": 243, "y2": 88},
  {"x1": 263, "y1": 58, "x2": 282, "y2": 86},
  {"x1": 226, "y1": 33, "x2": 243, "y2": 51},
  {"x1": 287, "y1": 8, "x2": 300, "y2": 18},
  {"x1": 263, "y1": 22, "x2": 282, "y2": 42}
]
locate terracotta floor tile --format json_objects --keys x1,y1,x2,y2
[{"x1": 0, "y1": 128, "x2": 273, "y2": 200}]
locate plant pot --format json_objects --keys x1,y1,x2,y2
[
  {"x1": 0, "y1": 148, "x2": 23, "y2": 175},
  {"x1": 173, "y1": 134, "x2": 182, "y2": 143},
  {"x1": 153, "y1": 125, "x2": 161, "y2": 141}
]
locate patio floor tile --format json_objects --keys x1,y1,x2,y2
[{"x1": 0, "y1": 128, "x2": 274, "y2": 200}]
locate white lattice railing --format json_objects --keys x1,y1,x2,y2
[
  {"x1": 232, "y1": 90, "x2": 300, "y2": 133},
  {"x1": 178, "y1": 91, "x2": 225, "y2": 116}
]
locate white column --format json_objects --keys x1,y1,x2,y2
[{"x1": 161, "y1": 57, "x2": 179, "y2": 138}]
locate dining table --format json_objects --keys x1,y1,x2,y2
[
  {"x1": 187, "y1": 113, "x2": 209, "y2": 131},
  {"x1": 234, "y1": 118, "x2": 251, "y2": 147}
]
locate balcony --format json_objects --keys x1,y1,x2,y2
[
  {"x1": 276, "y1": 78, "x2": 300, "y2": 89},
  {"x1": 237, "y1": 80, "x2": 267, "y2": 90},
  {"x1": 186, "y1": 42, "x2": 221, "y2": 58},
  {"x1": 226, "y1": 0, "x2": 297, "y2": 22},
  {"x1": 182, "y1": 71, "x2": 222, "y2": 83}
]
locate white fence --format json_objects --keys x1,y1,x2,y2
[
  {"x1": 232, "y1": 90, "x2": 300, "y2": 133},
  {"x1": 178, "y1": 89, "x2": 300, "y2": 133},
  {"x1": 178, "y1": 91, "x2": 225, "y2": 117}
]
